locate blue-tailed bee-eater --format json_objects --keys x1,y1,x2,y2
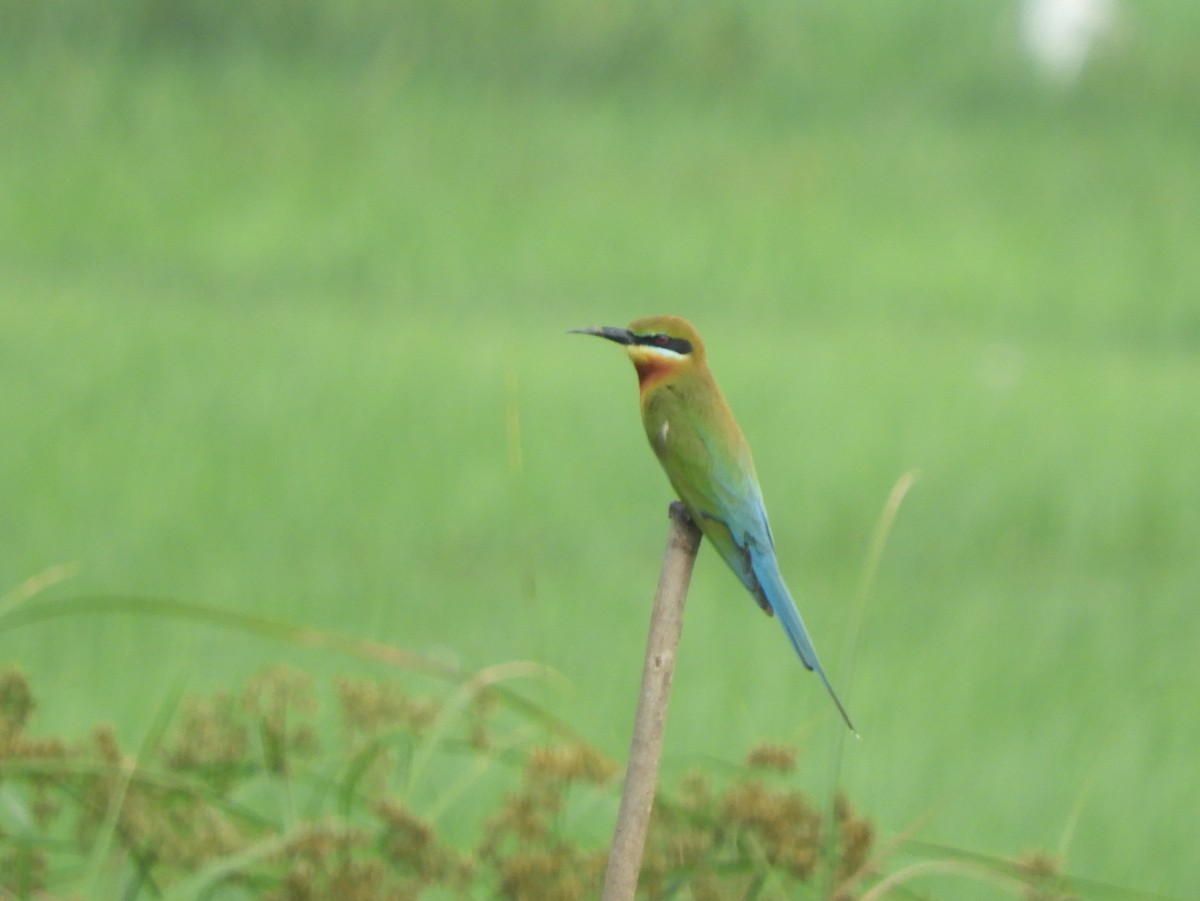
[{"x1": 572, "y1": 315, "x2": 855, "y2": 732}]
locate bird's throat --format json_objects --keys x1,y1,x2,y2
[{"x1": 633, "y1": 357, "x2": 672, "y2": 390}]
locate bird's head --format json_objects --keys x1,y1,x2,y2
[{"x1": 570, "y1": 315, "x2": 707, "y2": 389}]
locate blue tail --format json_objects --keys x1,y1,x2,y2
[{"x1": 751, "y1": 549, "x2": 857, "y2": 734}]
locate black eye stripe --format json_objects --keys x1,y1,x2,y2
[{"x1": 633, "y1": 333, "x2": 693, "y2": 355}]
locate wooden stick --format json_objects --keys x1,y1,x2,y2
[{"x1": 601, "y1": 501, "x2": 702, "y2": 901}]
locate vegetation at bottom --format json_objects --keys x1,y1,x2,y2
[{"x1": 0, "y1": 664, "x2": 1083, "y2": 901}]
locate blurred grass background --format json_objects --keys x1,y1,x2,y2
[{"x1": 2, "y1": 0, "x2": 1198, "y2": 896}]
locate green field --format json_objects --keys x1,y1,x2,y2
[{"x1": 3, "y1": 2, "x2": 1198, "y2": 897}]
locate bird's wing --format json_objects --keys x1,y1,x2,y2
[
  {"x1": 663, "y1": 409, "x2": 857, "y2": 733},
  {"x1": 674, "y1": 432, "x2": 778, "y2": 611}
]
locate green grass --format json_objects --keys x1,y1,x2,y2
[{"x1": 2, "y1": 2, "x2": 1199, "y2": 897}]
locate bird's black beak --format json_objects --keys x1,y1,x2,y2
[{"x1": 569, "y1": 326, "x2": 635, "y2": 345}]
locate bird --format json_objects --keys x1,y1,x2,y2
[{"x1": 572, "y1": 315, "x2": 856, "y2": 733}]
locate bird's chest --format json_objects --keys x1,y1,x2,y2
[
  {"x1": 642, "y1": 393, "x2": 672, "y2": 456},
  {"x1": 650, "y1": 417, "x2": 671, "y2": 456},
  {"x1": 642, "y1": 390, "x2": 703, "y2": 465}
]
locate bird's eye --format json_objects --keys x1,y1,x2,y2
[{"x1": 652, "y1": 334, "x2": 670, "y2": 346}]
